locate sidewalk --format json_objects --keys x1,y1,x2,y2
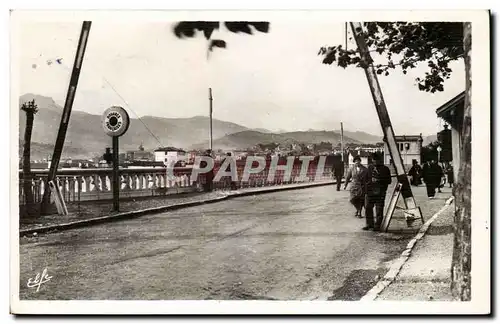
[
  {"x1": 374, "y1": 198, "x2": 455, "y2": 301},
  {"x1": 19, "y1": 180, "x2": 335, "y2": 235}
]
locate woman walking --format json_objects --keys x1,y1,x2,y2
[
  {"x1": 344, "y1": 156, "x2": 368, "y2": 218},
  {"x1": 408, "y1": 159, "x2": 422, "y2": 186}
]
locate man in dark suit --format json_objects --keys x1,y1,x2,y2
[
  {"x1": 363, "y1": 152, "x2": 392, "y2": 231},
  {"x1": 201, "y1": 149, "x2": 214, "y2": 192},
  {"x1": 332, "y1": 154, "x2": 345, "y2": 191}
]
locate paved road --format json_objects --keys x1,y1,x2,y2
[{"x1": 19, "y1": 185, "x2": 447, "y2": 300}]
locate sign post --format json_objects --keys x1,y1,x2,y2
[
  {"x1": 102, "y1": 106, "x2": 130, "y2": 212},
  {"x1": 340, "y1": 122, "x2": 344, "y2": 162}
]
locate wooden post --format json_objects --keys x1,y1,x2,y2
[
  {"x1": 41, "y1": 21, "x2": 92, "y2": 215},
  {"x1": 349, "y1": 22, "x2": 423, "y2": 230},
  {"x1": 209, "y1": 88, "x2": 213, "y2": 151},
  {"x1": 340, "y1": 122, "x2": 344, "y2": 162}
]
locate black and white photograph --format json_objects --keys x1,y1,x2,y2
[{"x1": 9, "y1": 9, "x2": 490, "y2": 315}]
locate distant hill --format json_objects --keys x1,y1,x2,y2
[
  {"x1": 281, "y1": 131, "x2": 359, "y2": 145},
  {"x1": 335, "y1": 130, "x2": 382, "y2": 144},
  {"x1": 192, "y1": 130, "x2": 360, "y2": 151},
  {"x1": 18, "y1": 94, "x2": 249, "y2": 158},
  {"x1": 18, "y1": 140, "x2": 89, "y2": 161},
  {"x1": 191, "y1": 130, "x2": 290, "y2": 151},
  {"x1": 423, "y1": 134, "x2": 438, "y2": 146},
  {"x1": 251, "y1": 128, "x2": 272, "y2": 133},
  {"x1": 18, "y1": 93, "x2": 399, "y2": 159}
]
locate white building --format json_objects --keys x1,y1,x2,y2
[
  {"x1": 154, "y1": 147, "x2": 187, "y2": 167},
  {"x1": 384, "y1": 135, "x2": 423, "y2": 167},
  {"x1": 347, "y1": 150, "x2": 371, "y2": 166}
]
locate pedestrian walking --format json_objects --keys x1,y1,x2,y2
[
  {"x1": 363, "y1": 152, "x2": 392, "y2": 231},
  {"x1": 344, "y1": 156, "x2": 368, "y2": 218},
  {"x1": 332, "y1": 154, "x2": 345, "y2": 191},
  {"x1": 201, "y1": 150, "x2": 214, "y2": 192},
  {"x1": 221, "y1": 152, "x2": 238, "y2": 190},
  {"x1": 446, "y1": 165, "x2": 454, "y2": 188},
  {"x1": 408, "y1": 159, "x2": 422, "y2": 186},
  {"x1": 436, "y1": 162, "x2": 445, "y2": 193},
  {"x1": 422, "y1": 159, "x2": 442, "y2": 198}
]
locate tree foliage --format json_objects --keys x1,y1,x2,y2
[
  {"x1": 173, "y1": 21, "x2": 270, "y2": 52},
  {"x1": 318, "y1": 22, "x2": 464, "y2": 93}
]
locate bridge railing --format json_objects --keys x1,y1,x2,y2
[
  {"x1": 18, "y1": 158, "x2": 340, "y2": 206},
  {"x1": 18, "y1": 167, "x2": 196, "y2": 205}
]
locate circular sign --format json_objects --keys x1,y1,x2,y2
[{"x1": 102, "y1": 106, "x2": 130, "y2": 137}]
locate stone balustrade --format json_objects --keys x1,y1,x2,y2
[
  {"x1": 18, "y1": 167, "x2": 197, "y2": 205},
  {"x1": 18, "y1": 159, "x2": 342, "y2": 206}
]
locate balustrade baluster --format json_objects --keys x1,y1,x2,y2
[
  {"x1": 125, "y1": 174, "x2": 132, "y2": 190},
  {"x1": 82, "y1": 175, "x2": 90, "y2": 193},
  {"x1": 68, "y1": 177, "x2": 75, "y2": 202},
  {"x1": 76, "y1": 176, "x2": 83, "y2": 200},
  {"x1": 100, "y1": 174, "x2": 108, "y2": 191},
  {"x1": 92, "y1": 174, "x2": 100, "y2": 191}
]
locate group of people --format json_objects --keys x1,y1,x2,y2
[
  {"x1": 408, "y1": 159, "x2": 454, "y2": 198},
  {"x1": 335, "y1": 153, "x2": 456, "y2": 231},
  {"x1": 339, "y1": 152, "x2": 392, "y2": 231}
]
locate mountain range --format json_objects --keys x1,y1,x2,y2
[{"x1": 18, "y1": 93, "x2": 432, "y2": 160}]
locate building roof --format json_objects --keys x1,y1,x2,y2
[
  {"x1": 154, "y1": 147, "x2": 186, "y2": 153},
  {"x1": 394, "y1": 135, "x2": 423, "y2": 142},
  {"x1": 348, "y1": 149, "x2": 372, "y2": 158},
  {"x1": 436, "y1": 91, "x2": 465, "y2": 117},
  {"x1": 435, "y1": 91, "x2": 465, "y2": 124}
]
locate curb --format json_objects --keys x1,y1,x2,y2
[
  {"x1": 360, "y1": 195, "x2": 455, "y2": 301},
  {"x1": 20, "y1": 180, "x2": 336, "y2": 236}
]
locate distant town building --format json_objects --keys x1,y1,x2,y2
[
  {"x1": 384, "y1": 134, "x2": 424, "y2": 167},
  {"x1": 347, "y1": 150, "x2": 371, "y2": 166},
  {"x1": 126, "y1": 144, "x2": 154, "y2": 162},
  {"x1": 154, "y1": 147, "x2": 187, "y2": 166}
]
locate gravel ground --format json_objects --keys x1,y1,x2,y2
[{"x1": 19, "y1": 184, "x2": 451, "y2": 301}]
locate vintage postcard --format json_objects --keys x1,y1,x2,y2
[{"x1": 9, "y1": 9, "x2": 490, "y2": 315}]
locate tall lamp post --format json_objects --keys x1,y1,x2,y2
[{"x1": 437, "y1": 145, "x2": 442, "y2": 165}]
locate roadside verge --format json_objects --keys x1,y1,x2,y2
[{"x1": 360, "y1": 195, "x2": 455, "y2": 301}]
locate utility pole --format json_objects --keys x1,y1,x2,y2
[
  {"x1": 41, "y1": 21, "x2": 92, "y2": 215},
  {"x1": 209, "y1": 88, "x2": 213, "y2": 151},
  {"x1": 340, "y1": 122, "x2": 344, "y2": 162},
  {"x1": 349, "y1": 22, "x2": 422, "y2": 230}
]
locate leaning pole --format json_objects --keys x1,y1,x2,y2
[
  {"x1": 41, "y1": 21, "x2": 92, "y2": 215},
  {"x1": 349, "y1": 22, "x2": 423, "y2": 231}
]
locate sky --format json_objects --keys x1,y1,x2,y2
[{"x1": 16, "y1": 21, "x2": 465, "y2": 136}]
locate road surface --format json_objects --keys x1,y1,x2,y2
[{"x1": 19, "y1": 184, "x2": 419, "y2": 300}]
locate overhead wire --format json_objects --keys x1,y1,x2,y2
[{"x1": 46, "y1": 59, "x2": 165, "y2": 148}]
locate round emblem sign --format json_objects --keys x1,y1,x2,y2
[{"x1": 102, "y1": 106, "x2": 130, "y2": 137}]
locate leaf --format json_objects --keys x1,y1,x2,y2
[
  {"x1": 173, "y1": 21, "x2": 220, "y2": 39},
  {"x1": 208, "y1": 39, "x2": 227, "y2": 52},
  {"x1": 225, "y1": 21, "x2": 270, "y2": 35},
  {"x1": 225, "y1": 22, "x2": 252, "y2": 34},
  {"x1": 249, "y1": 22, "x2": 270, "y2": 33}
]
